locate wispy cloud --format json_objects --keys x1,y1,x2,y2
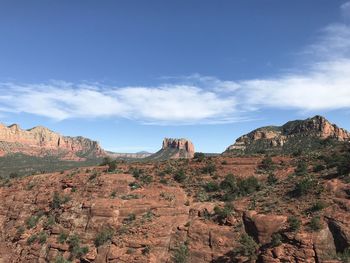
[{"x1": 1, "y1": 3, "x2": 350, "y2": 125}]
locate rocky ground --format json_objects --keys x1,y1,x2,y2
[{"x1": 0, "y1": 149, "x2": 350, "y2": 263}]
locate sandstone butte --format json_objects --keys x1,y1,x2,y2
[{"x1": 0, "y1": 115, "x2": 349, "y2": 262}]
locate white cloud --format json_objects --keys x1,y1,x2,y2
[
  {"x1": 0, "y1": 83, "x2": 237, "y2": 124},
  {"x1": 1, "y1": 3, "x2": 350, "y2": 125}
]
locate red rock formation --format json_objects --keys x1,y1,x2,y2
[
  {"x1": 226, "y1": 115, "x2": 350, "y2": 153},
  {"x1": 0, "y1": 123, "x2": 106, "y2": 160}
]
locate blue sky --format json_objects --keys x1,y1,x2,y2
[{"x1": 1, "y1": 0, "x2": 350, "y2": 153}]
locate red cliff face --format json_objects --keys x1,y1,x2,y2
[{"x1": 0, "y1": 123, "x2": 106, "y2": 160}]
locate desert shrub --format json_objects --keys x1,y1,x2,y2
[
  {"x1": 260, "y1": 156, "x2": 275, "y2": 172},
  {"x1": 26, "y1": 215, "x2": 40, "y2": 229},
  {"x1": 51, "y1": 192, "x2": 71, "y2": 209},
  {"x1": 288, "y1": 216, "x2": 301, "y2": 231},
  {"x1": 267, "y1": 173, "x2": 278, "y2": 185},
  {"x1": 194, "y1": 152, "x2": 205, "y2": 162},
  {"x1": 213, "y1": 203, "x2": 234, "y2": 224},
  {"x1": 107, "y1": 160, "x2": 117, "y2": 172},
  {"x1": 129, "y1": 182, "x2": 141, "y2": 190},
  {"x1": 140, "y1": 174, "x2": 153, "y2": 184},
  {"x1": 338, "y1": 248, "x2": 350, "y2": 263},
  {"x1": 310, "y1": 200, "x2": 327, "y2": 212},
  {"x1": 43, "y1": 215, "x2": 56, "y2": 228},
  {"x1": 220, "y1": 174, "x2": 260, "y2": 201},
  {"x1": 159, "y1": 178, "x2": 168, "y2": 185},
  {"x1": 235, "y1": 233, "x2": 258, "y2": 259},
  {"x1": 27, "y1": 234, "x2": 38, "y2": 244},
  {"x1": 204, "y1": 181, "x2": 220, "y2": 192},
  {"x1": 221, "y1": 160, "x2": 228, "y2": 165},
  {"x1": 172, "y1": 243, "x2": 189, "y2": 263},
  {"x1": 57, "y1": 232, "x2": 68, "y2": 244},
  {"x1": 67, "y1": 234, "x2": 89, "y2": 259},
  {"x1": 38, "y1": 231, "x2": 47, "y2": 244},
  {"x1": 142, "y1": 245, "x2": 151, "y2": 255},
  {"x1": 121, "y1": 194, "x2": 140, "y2": 200},
  {"x1": 196, "y1": 190, "x2": 209, "y2": 202},
  {"x1": 94, "y1": 227, "x2": 115, "y2": 247},
  {"x1": 313, "y1": 164, "x2": 326, "y2": 172},
  {"x1": 100, "y1": 157, "x2": 112, "y2": 166},
  {"x1": 54, "y1": 255, "x2": 71, "y2": 263},
  {"x1": 110, "y1": 190, "x2": 117, "y2": 198},
  {"x1": 293, "y1": 176, "x2": 315, "y2": 197},
  {"x1": 174, "y1": 169, "x2": 187, "y2": 183},
  {"x1": 130, "y1": 168, "x2": 143, "y2": 178},
  {"x1": 270, "y1": 233, "x2": 282, "y2": 247},
  {"x1": 202, "y1": 163, "x2": 216, "y2": 175},
  {"x1": 237, "y1": 176, "x2": 260, "y2": 196},
  {"x1": 123, "y1": 213, "x2": 136, "y2": 224},
  {"x1": 309, "y1": 216, "x2": 322, "y2": 231},
  {"x1": 295, "y1": 161, "x2": 308, "y2": 176}
]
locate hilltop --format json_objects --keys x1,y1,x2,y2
[{"x1": 225, "y1": 115, "x2": 350, "y2": 154}]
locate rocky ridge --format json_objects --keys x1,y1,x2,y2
[
  {"x1": 0, "y1": 123, "x2": 106, "y2": 160},
  {"x1": 226, "y1": 115, "x2": 350, "y2": 154}
]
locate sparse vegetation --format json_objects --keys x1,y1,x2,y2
[
  {"x1": 260, "y1": 156, "x2": 275, "y2": 172},
  {"x1": 172, "y1": 243, "x2": 189, "y2": 263},
  {"x1": 309, "y1": 216, "x2": 322, "y2": 231},
  {"x1": 194, "y1": 152, "x2": 205, "y2": 162},
  {"x1": 94, "y1": 227, "x2": 115, "y2": 247},
  {"x1": 67, "y1": 234, "x2": 89, "y2": 259},
  {"x1": 174, "y1": 169, "x2": 187, "y2": 183},
  {"x1": 235, "y1": 233, "x2": 258, "y2": 260},
  {"x1": 288, "y1": 216, "x2": 301, "y2": 232},
  {"x1": 51, "y1": 192, "x2": 71, "y2": 209},
  {"x1": 293, "y1": 175, "x2": 315, "y2": 197},
  {"x1": 213, "y1": 203, "x2": 234, "y2": 224}
]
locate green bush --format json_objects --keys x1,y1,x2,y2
[
  {"x1": 54, "y1": 255, "x2": 72, "y2": 263},
  {"x1": 270, "y1": 233, "x2": 282, "y2": 247},
  {"x1": 310, "y1": 200, "x2": 327, "y2": 212},
  {"x1": 94, "y1": 227, "x2": 115, "y2": 247},
  {"x1": 67, "y1": 234, "x2": 89, "y2": 259},
  {"x1": 267, "y1": 173, "x2": 278, "y2": 185},
  {"x1": 193, "y1": 152, "x2": 205, "y2": 162},
  {"x1": 27, "y1": 234, "x2": 38, "y2": 244},
  {"x1": 259, "y1": 156, "x2": 275, "y2": 172},
  {"x1": 123, "y1": 213, "x2": 136, "y2": 224},
  {"x1": 38, "y1": 231, "x2": 47, "y2": 244},
  {"x1": 293, "y1": 176, "x2": 315, "y2": 197},
  {"x1": 288, "y1": 216, "x2": 301, "y2": 231},
  {"x1": 309, "y1": 216, "x2": 322, "y2": 231},
  {"x1": 26, "y1": 215, "x2": 40, "y2": 229},
  {"x1": 172, "y1": 243, "x2": 189, "y2": 263},
  {"x1": 174, "y1": 169, "x2": 187, "y2": 183},
  {"x1": 313, "y1": 164, "x2": 325, "y2": 172},
  {"x1": 295, "y1": 161, "x2": 308, "y2": 176},
  {"x1": 213, "y1": 203, "x2": 234, "y2": 224},
  {"x1": 202, "y1": 163, "x2": 216, "y2": 175},
  {"x1": 204, "y1": 181, "x2": 220, "y2": 192},
  {"x1": 51, "y1": 192, "x2": 71, "y2": 209},
  {"x1": 220, "y1": 174, "x2": 260, "y2": 201},
  {"x1": 235, "y1": 233, "x2": 258, "y2": 259},
  {"x1": 57, "y1": 232, "x2": 68, "y2": 244}
]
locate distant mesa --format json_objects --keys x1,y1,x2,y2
[
  {"x1": 225, "y1": 115, "x2": 350, "y2": 154},
  {"x1": 145, "y1": 138, "x2": 195, "y2": 161},
  {"x1": 106, "y1": 151, "x2": 152, "y2": 159},
  {"x1": 0, "y1": 123, "x2": 105, "y2": 160}
]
